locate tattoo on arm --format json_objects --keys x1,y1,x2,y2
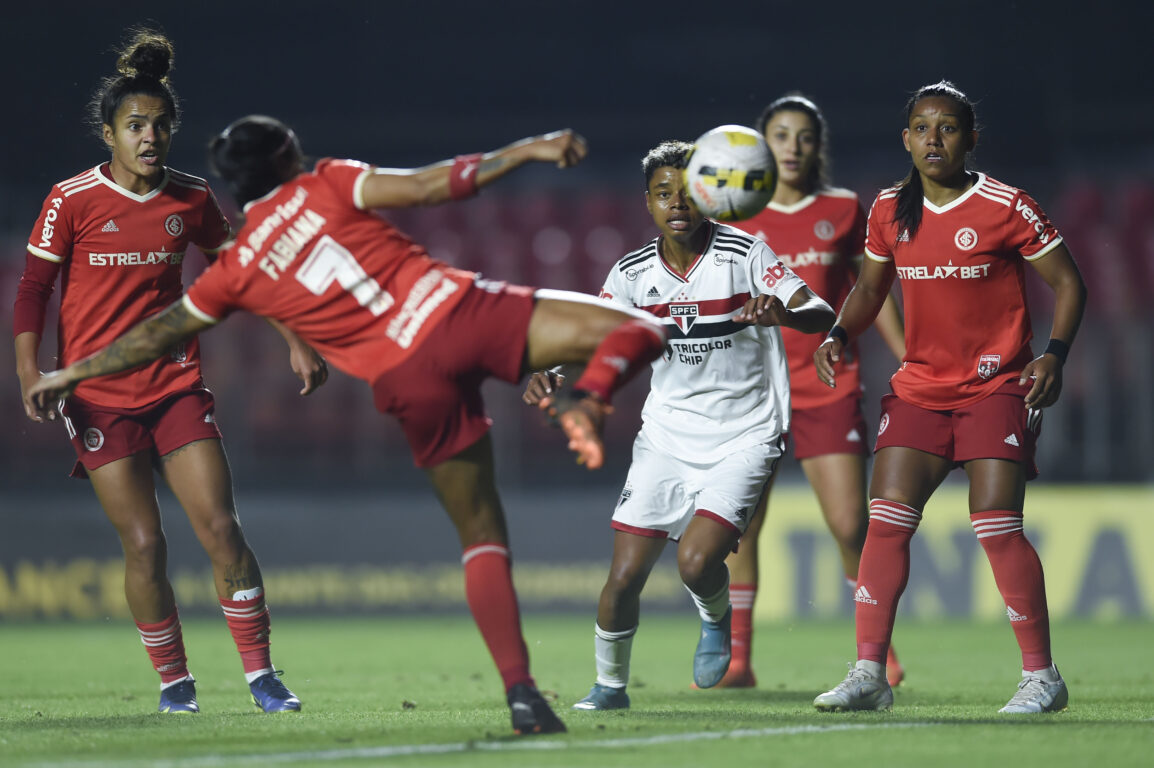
[{"x1": 72, "y1": 302, "x2": 208, "y2": 381}]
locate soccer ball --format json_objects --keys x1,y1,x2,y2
[{"x1": 684, "y1": 125, "x2": 776, "y2": 221}]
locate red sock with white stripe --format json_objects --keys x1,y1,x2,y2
[
  {"x1": 728, "y1": 583, "x2": 756, "y2": 671},
  {"x1": 462, "y1": 544, "x2": 533, "y2": 692},
  {"x1": 971, "y1": 510, "x2": 1052, "y2": 671},
  {"x1": 856, "y1": 499, "x2": 922, "y2": 664},
  {"x1": 572, "y1": 319, "x2": 666, "y2": 402},
  {"x1": 220, "y1": 587, "x2": 274, "y2": 683},
  {"x1": 136, "y1": 611, "x2": 190, "y2": 685}
]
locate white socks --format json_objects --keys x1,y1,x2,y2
[{"x1": 593, "y1": 624, "x2": 636, "y2": 689}]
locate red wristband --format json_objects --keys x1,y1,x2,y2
[{"x1": 449, "y1": 153, "x2": 482, "y2": 201}]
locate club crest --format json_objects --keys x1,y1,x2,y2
[
  {"x1": 669, "y1": 303, "x2": 699, "y2": 334},
  {"x1": 977, "y1": 354, "x2": 1001, "y2": 380}
]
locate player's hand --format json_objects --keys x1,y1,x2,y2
[
  {"x1": 1020, "y1": 353, "x2": 1063, "y2": 409},
  {"x1": 532, "y1": 130, "x2": 588, "y2": 169},
  {"x1": 733, "y1": 295, "x2": 788, "y2": 327},
  {"x1": 289, "y1": 343, "x2": 328, "y2": 396},
  {"x1": 814, "y1": 338, "x2": 843, "y2": 389},
  {"x1": 25, "y1": 369, "x2": 78, "y2": 421},
  {"x1": 522, "y1": 370, "x2": 565, "y2": 406}
]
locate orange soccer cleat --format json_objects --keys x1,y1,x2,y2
[{"x1": 886, "y1": 644, "x2": 905, "y2": 688}]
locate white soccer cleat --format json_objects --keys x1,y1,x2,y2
[
  {"x1": 813, "y1": 663, "x2": 893, "y2": 712},
  {"x1": 998, "y1": 666, "x2": 1069, "y2": 713}
]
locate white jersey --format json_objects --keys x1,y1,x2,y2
[{"x1": 600, "y1": 221, "x2": 807, "y2": 463}]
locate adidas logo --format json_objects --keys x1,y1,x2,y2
[
  {"x1": 854, "y1": 586, "x2": 878, "y2": 605},
  {"x1": 1006, "y1": 605, "x2": 1028, "y2": 622},
  {"x1": 846, "y1": 429, "x2": 861, "y2": 443},
  {"x1": 101, "y1": 219, "x2": 119, "y2": 232},
  {"x1": 646, "y1": 286, "x2": 661, "y2": 299},
  {"x1": 1003, "y1": 433, "x2": 1020, "y2": 447}
]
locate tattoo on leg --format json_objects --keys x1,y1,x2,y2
[{"x1": 223, "y1": 562, "x2": 261, "y2": 593}]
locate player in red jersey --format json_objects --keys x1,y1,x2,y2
[
  {"x1": 14, "y1": 31, "x2": 325, "y2": 715},
  {"x1": 716, "y1": 94, "x2": 907, "y2": 689},
  {"x1": 27, "y1": 114, "x2": 668, "y2": 736},
  {"x1": 812, "y1": 81, "x2": 1086, "y2": 714}
]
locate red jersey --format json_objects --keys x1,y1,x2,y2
[
  {"x1": 735, "y1": 188, "x2": 867, "y2": 408},
  {"x1": 23, "y1": 164, "x2": 231, "y2": 407},
  {"x1": 185, "y1": 159, "x2": 474, "y2": 385},
  {"x1": 865, "y1": 172, "x2": 1062, "y2": 409}
]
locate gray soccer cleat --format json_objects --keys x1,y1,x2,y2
[
  {"x1": 814, "y1": 663, "x2": 894, "y2": 712},
  {"x1": 999, "y1": 667, "x2": 1069, "y2": 713}
]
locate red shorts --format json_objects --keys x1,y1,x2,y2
[
  {"x1": 59, "y1": 388, "x2": 223, "y2": 479},
  {"x1": 873, "y1": 381, "x2": 1042, "y2": 479},
  {"x1": 789, "y1": 393, "x2": 869, "y2": 460},
  {"x1": 371, "y1": 279, "x2": 536, "y2": 468}
]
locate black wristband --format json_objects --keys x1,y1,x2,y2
[
  {"x1": 826, "y1": 325, "x2": 849, "y2": 346},
  {"x1": 1044, "y1": 338, "x2": 1070, "y2": 363}
]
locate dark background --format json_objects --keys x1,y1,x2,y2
[{"x1": 2, "y1": 0, "x2": 1151, "y2": 494}]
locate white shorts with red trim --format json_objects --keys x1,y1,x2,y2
[{"x1": 610, "y1": 430, "x2": 783, "y2": 541}]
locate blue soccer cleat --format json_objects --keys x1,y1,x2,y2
[
  {"x1": 693, "y1": 606, "x2": 732, "y2": 689},
  {"x1": 572, "y1": 683, "x2": 630, "y2": 710},
  {"x1": 250, "y1": 671, "x2": 301, "y2": 712},
  {"x1": 158, "y1": 677, "x2": 199, "y2": 714}
]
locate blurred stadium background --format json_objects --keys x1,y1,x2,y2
[{"x1": 1, "y1": 1, "x2": 1150, "y2": 622}]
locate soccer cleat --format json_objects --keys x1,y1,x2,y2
[
  {"x1": 541, "y1": 390, "x2": 613, "y2": 470},
  {"x1": 507, "y1": 682, "x2": 567, "y2": 735},
  {"x1": 886, "y1": 644, "x2": 905, "y2": 688},
  {"x1": 249, "y1": 672, "x2": 301, "y2": 712},
  {"x1": 572, "y1": 683, "x2": 630, "y2": 710},
  {"x1": 693, "y1": 606, "x2": 732, "y2": 689},
  {"x1": 158, "y1": 678, "x2": 199, "y2": 714},
  {"x1": 814, "y1": 663, "x2": 893, "y2": 712},
  {"x1": 998, "y1": 666, "x2": 1068, "y2": 713}
]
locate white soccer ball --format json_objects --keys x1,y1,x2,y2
[{"x1": 685, "y1": 125, "x2": 777, "y2": 221}]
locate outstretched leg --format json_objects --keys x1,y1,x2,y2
[{"x1": 524, "y1": 293, "x2": 666, "y2": 469}]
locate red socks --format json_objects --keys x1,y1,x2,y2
[
  {"x1": 572, "y1": 319, "x2": 665, "y2": 402},
  {"x1": 729, "y1": 583, "x2": 756, "y2": 670},
  {"x1": 971, "y1": 510, "x2": 1052, "y2": 671},
  {"x1": 220, "y1": 589, "x2": 274, "y2": 679},
  {"x1": 136, "y1": 612, "x2": 189, "y2": 684},
  {"x1": 855, "y1": 499, "x2": 921, "y2": 663},
  {"x1": 462, "y1": 544, "x2": 533, "y2": 692}
]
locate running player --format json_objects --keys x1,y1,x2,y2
[
  {"x1": 811, "y1": 81, "x2": 1086, "y2": 713},
  {"x1": 718, "y1": 93, "x2": 907, "y2": 688},
  {"x1": 524, "y1": 140, "x2": 835, "y2": 710},
  {"x1": 26, "y1": 115, "x2": 668, "y2": 736},
  {"x1": 14, "y1": 30, "x2": 324, "y2": 715}
]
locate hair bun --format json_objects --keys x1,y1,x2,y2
[{"x1": 117, "y1": 31, "x2": 174, "y2": 82}]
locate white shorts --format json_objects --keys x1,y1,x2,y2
[{"x1": 611, "y1": 430, "x2": 784, "y2": 540}]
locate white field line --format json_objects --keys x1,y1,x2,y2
[{"x1": 28, "y1": 722, "x2": 933, "y2": 768}]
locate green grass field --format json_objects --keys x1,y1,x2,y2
[{"x1": 1, "y1": 615, "x2": 1151, "y2": 767}]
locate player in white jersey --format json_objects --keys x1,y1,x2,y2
[{"x1": 525, "y1": 141, "x2": 835, "y2": 709}]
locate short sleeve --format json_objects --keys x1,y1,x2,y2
[
  {"x1": 194, "y1": 187, "x2": 233, "y2": 254},
  {"x1": 598, "y1": 264, "x2": 634, "y2": 308},
  {"x1": 26, "y1": 187, "x2": 74, "y2": 263},
  {"x1": 1008, "y1": 190, "x2": 1063, "y2": 261},
  {"x1": 863, "y1": 195, "x2": 893, "y2": 262},
  {"x1": 747, "y1": 239, "x2": 805, "y2": 301},
  {"x1": 184, "y1": 258, "x2": 236, "y2": 324},
  {"x1": 316, "y1": 158, "x2": 373, "y2": 210}
]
